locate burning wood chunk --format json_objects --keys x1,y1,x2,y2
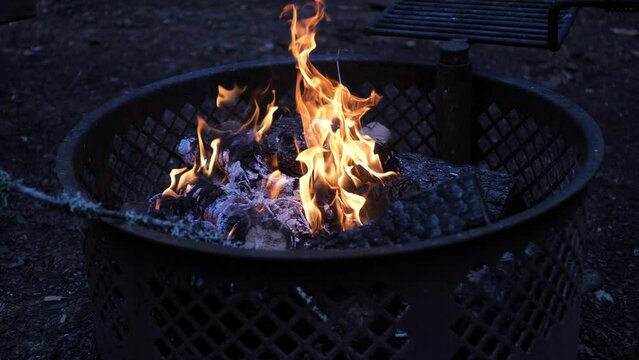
[
  {"x1": 389, "y1": 153, "x2": 518, "y2": 220},
  {"x1": 214, "y1": 204, "x2": 292, "y2": 250},
  {"x1": 306, "y1": 174, "x2": 490, "y2": 249},
  {"x1": 259, "y1": 113, "x2": 306, "y2": 177},
  {"x1": 161, "y1": 181, "x2": 223, "y2": 217}
]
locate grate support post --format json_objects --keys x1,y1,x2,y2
[{"x1": 436, "y1": 39, "x2": 473, "y2": 164}]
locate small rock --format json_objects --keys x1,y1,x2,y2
[
  {"x1": 404, "y1": 40, "x2": 417, "y2": 48},
  {"x1": 633, "y1": 248, "x2": 639, "y2": 256},
  {"x1": 594, "y1": 289, "x2": 614, "y2": 303},
  {"x1": 582, "y1": 269, "x2": 603, "y2": 293},
  {"x1": 43, "y1": 295, "x2": 63, "y2": 302},
  {"x1": 14, "y1": 214, "x2": 27, "y2": 225},
  {"x1": 59, "y1": 314, "x2": 67, "y2": 324},
  {"x1": 610, "y1": 27, "x2": 638, "y2": 36},
  {"x1": 114, "y1": 18, "x2": 133, "y2": 27},
  {"x1": 578, "y1": 343, "x2": 594, "y2": 356},
  {"x1": 262, "y1": 42, "x2": 275, "y2": 51}
]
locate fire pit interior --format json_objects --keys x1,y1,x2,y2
[{"x1": 56, "y1": 1, "x2": 603, "y2": 359}]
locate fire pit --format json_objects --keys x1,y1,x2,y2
[
  {"x1": 54, "y1": 4, "x2": 601, "y2": 358},
  {"x1": 56, "y1": 53, "x2": 602, "y2": 358}
]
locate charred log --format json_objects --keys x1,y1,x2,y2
[
  {"x1": 304, "y1": 174, "x2": 490, "y2": 249},
  {"x1": 389, "y1": 152, "x2": 518, "y2": 220},
  {"x1": 259, "y1": 113, "x2": 306, "y2": 176},
  {"x1": 216, "y1": 204, "x2": 293, "y2": 250}
]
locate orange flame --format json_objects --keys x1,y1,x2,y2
[
  {"x1": 158, "y1": 83, "x2": 279, "y2": 207},
  {"x1": 255, "y1": 90, "x2": 279, "y2": 142},
  {"x1": 266, "y1": 170, "x2": 288, "y2": 200},
  {"x1": 224, "y1": 85, "x2": 278, "y2": 143},
  {"x1": 156, "y1": 117, "x2": 222, "y2": 209},
  {"x1": 158, "y1": 0, "x2": 394, "y2": 236},
  {"x1": 281, "y1": 0, "x2": 395, "y2": 231},
  {"x1": 216, "y1": 84, "x2": 247, "y2": 108}
]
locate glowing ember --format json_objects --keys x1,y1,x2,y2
[{"x1": 156, "y1": 0, "x2": 395, "y2": 237}]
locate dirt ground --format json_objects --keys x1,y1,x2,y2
[{"x1": 1, "y1": 0, "x2": 638, "y2": 358}]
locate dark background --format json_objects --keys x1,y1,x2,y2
[{"x1": 0, "y1": 0, "x2": 637, "y2": 358}]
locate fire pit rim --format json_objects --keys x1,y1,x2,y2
[{"x1": 56, "y1": 54, "x2": 604, "y2": 261}]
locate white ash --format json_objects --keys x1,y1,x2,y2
[
  {"x1": 176, "y1": 137, "x2": 197, "y2": 164},
  {"x1": 209, "y1": 158, "x2": 308, "y2": 236},
  {"x1": 362, "y1": 121, "x2": 392, "y2": 144},
  {"x1": 157, "y1": 141, "x2": 309, "y2": 245},
  {"x1": 241, "y1": 225, "x2": 288, "y2": 251}
]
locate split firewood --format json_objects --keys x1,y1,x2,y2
[
  {"x1": 305, "y1": 174, "x2": 490, "y2": 249},
  {"x1": 388, "y1": 153, "x2": 518, "y2": 220}
]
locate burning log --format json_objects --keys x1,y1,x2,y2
[
  {"x1": 389, "y1": 153, "x2": 518, "y2": 220},
  {"x1": 212, "y1": 203, "x2": 293, "y2": 251},
  {"x1": 305, "y1": 174, "x2": 490, "y2": 249},
  {"x1": 240, "y1": 220, "x2": 293, "y2": 251}
]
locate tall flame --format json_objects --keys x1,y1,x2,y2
[
  {"x1": 158, "y1": 0, "x2": 395, "y2": 235},
  {"x1": 281, "y1": 0, "x2": 395, "y2": 231}
]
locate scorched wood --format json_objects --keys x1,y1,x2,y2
[
  {"x1": 389, "y1": 152, "x2": 518, "y2": 220},
  {"x1": 304, "y1": 174, "x2": 490, "y2": 249},
  {"x1": 259, "y1": 113, "x2": 306, "y2": 176}
]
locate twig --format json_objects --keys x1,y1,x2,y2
[
  {"x1": 336, "y1": 49, "x2": 342, "y2": 85},
  {"x1": 296, "y1": 286, "x2": 329, "y2": 322},
  {"x1": 0, "y1": 168, "x2": 220, "y2": 243}
]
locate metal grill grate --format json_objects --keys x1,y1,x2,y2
[{"x1": 368, "y1": 0, "x2": 579, "y2": 50}]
